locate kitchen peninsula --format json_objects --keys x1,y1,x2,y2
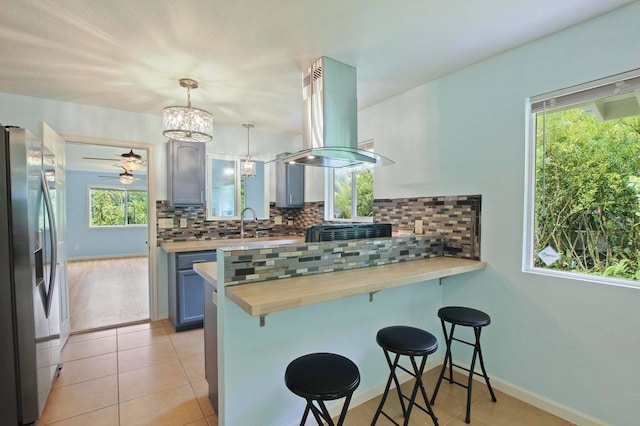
[{"x1": 193, "y1": 235, "x2": 486, "y2": 425}]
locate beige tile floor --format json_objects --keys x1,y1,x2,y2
[{"x1": 40, "y1": 320, "x2": 574, "y2": 425}]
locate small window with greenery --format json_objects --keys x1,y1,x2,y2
[
  {"x1": 90, "y1": 187, "x2": 148, "y2": 227},
  {"x1": 326, "y1": 140, "x2": 375, "y2": 221},
  {"x1": 525, "y1": 69, "x2": 640, "y2": 285}
]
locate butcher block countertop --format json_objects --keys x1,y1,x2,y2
[
  {"x1": 160, "y1": 236, "x2": 305, "y2": 253},
  {"x1": 194, "y1": 257, "x2": 486, "y2": 317}
]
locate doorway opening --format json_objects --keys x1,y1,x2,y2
[{"x1": 64, "y1": 140, "x2": 154, "y2": 333}]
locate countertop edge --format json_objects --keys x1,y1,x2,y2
[{"x1": 224, "y1": 257, "x2": 486, "y2": 317}]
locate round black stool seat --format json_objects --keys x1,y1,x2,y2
[
  {"x1": 372, "y1": 326, "x2": 439, "y2": 425},
  {"x1": 285, "y1": 353, "x2": 360, "y2": 400},
  {"x1": 285, "y1": 352, "x2": 360, "y2": 426},
  {"x1": 437, "y1": 306, "x2": 491, "y2": 327},
  {"x1": 376, "y1": 325, "x2": 438, "y2": 356}
]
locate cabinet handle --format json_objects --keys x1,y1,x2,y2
[
  {"x1": 192, "y1": 260, "x2": 207, "y2": 264},
  {"x1": 289, "y1": 194, "x2": 292, "y2": 205}
]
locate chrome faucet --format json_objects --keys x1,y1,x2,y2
[{"x1": 240, "y1": 207, "x2": 257, "y2": 239}]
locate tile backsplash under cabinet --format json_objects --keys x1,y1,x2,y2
[{"x1": 156, "y1": 194, "x2": 481, "y2": 260}]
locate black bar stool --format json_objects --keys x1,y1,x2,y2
[
  {"x1": 372, "y1": 326, "x2": 439, "y2": 426},
  {"x1": 430, "y1": 306, "x2": 497, "y2": 423},
  {"x1": 285, "y1": 352, "x2": 360, "y2": 426}
]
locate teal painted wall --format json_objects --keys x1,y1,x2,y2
[{"x1": 360, "y1": 3, "x2": 640, "y2": 424}]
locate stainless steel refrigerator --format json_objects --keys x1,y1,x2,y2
[{"x1": 1, "y1": 125, "x2": 63, "y2": 424}]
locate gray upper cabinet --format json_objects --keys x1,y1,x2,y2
[
  {"x1": 168, "y1": 139, "x2": 205, "y2": 205},
  {"x1": 276, "y1": 153, "x2": 304, "y2": 208}
]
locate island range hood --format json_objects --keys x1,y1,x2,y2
[{"x1": 280, "y1": 57, "x2": 394, "y2": 169}]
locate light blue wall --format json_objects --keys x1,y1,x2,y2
[
  {"x1": 66, "y1": 170, "x2": 148, "y2": 259},
  {"x1": 361, "y1": 3, "x2": 640, "y2": 424},
  {"x1": 0, "y1": 92, "x2": 298, "y2": 318}
]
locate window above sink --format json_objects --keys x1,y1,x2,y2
[{"x1": 205, "y1": 154, "x2": 269, "y2": 220}]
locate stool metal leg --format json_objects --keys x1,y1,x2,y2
[
  {"x1": 302, "y1": 399, "x2": 326, "y2": 426},
  {"x1": 372, "y1": 350, "x2": 439, "y2": 426},
  {"x1": 405, "y1": 355, "x2": 438, "y2": 426},
  {"x1": 372, "y1": 351, "x2": 406, "y2": 425},
  {"x1": 474, "y1": 327, "x2": 497, "y2": 403},
  {"x1": 430, "y1": 319, "x2": 454, "y2": 404},
  {"x1": 431, "y1": 320, "x2": 497, "y2": 424}
]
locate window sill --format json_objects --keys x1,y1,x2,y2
[{"x1": 523, "y1": 266, "x2": 640, "y2": 290}]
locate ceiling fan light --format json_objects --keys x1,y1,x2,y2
[
  {"x1": 122, "y1": 160, "x2": 142, "y2": 171},
  {"x1": 119, "y1": 172, "x2": 134, "y2": 185},
  {"x1": 163, "y1": 79, "x2": 213, "y2": 142}
]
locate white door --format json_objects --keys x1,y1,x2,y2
[{"x1": 40, "y1": 122, "x2": 70, "y2": 347}]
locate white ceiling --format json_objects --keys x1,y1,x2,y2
[{"x1": 0, "y1": 0, "x2": 633, "y2": 136}]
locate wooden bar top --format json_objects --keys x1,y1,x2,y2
[{"x1": 196, "y1": 257, "x2": 486, "y2": 317}]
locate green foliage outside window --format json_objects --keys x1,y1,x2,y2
[
  {"x1": 534, "y1": 108, "x2": 640, "y2": 280},
  {"x1": 90, "y1": 188, "x2": 148, "y2": 227},
  {"x1": 334, "y1": 169, "x2": 373, "y2": 219}
]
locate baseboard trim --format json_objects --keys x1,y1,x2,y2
[
  {"x1": 68, "y1": 253, "x2": 148, "y2": 261},
  {"x1": 321, "y1": 357, "x2": 608, "y2": 426},
  {"x1": 489, "y1": 376, "x2": 608, "y2": 426}
]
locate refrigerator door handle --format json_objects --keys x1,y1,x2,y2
[{"x1": 41, "y1": 170, "x2": 57, "y2": 318}]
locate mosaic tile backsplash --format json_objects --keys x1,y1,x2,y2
[
  {"x1": 156, "y1": 194, "x2": 480, "y2": 259},
  {"x1": 222, "y1": 235, "x2": 444, "y2": 286},
  {"x1": 373, "y1": 195, "x2": 481, "y2": 259}
]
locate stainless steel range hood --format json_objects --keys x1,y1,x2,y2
[{"x1": 280, "y1": 57, "x2": 394, "y2": 169}]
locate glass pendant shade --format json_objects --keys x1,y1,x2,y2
[
  {"x1": 241, "y1": 158, "x2": 256, "y2": 177},
  {"x1": 163, "y1": 106, "x2": 213, "y2": 142},
  {"x1": 163, "y1": 78, "x2": 213, "y2": 142},
  {"x1": 241, "y1": 122, "x2": 256, "y2": 177}
]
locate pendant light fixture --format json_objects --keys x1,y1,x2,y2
[
  {"x1": 119, "y1": 169, "x2": 135, "y2": 185},
  {"x1": 163, "y1": 78, "x2": 213, "y2": 142},
  {"x1": 241, "y1": 122, "x2": 256, "y2": 177},
  {"x1": 121, "y1": 150, "x2": 144, "y2": 171}
]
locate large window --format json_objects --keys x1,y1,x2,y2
[
  {"x1": 90, "y1": 187, "x2": 148, "y2": 227},
  {"x1": 326, "y1": 140, "x2": 375, "y2": 221},
  {"x1": 525, "y1": 69, "x2": 640, "y2": 285}
]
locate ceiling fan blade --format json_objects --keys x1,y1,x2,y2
[{"x1": 83, "y1": 156, "x2": 118, "y2": 161}]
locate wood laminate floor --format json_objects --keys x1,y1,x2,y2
[
  {"x1": 40, "y1": 321, "x2": 575, "y2": 426},
  {"x1": 68, "y1": 257, "x2": 149, "y2": 333}
]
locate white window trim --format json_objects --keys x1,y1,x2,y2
[
  {"x1": 88, "y1": 185, "x2": 148, "y2": 228},
  {"x1": 522, "y1": 69, "x2": 640, "y2": 289},
  {"x1": 324, "y1": 168, "x2": 374, "y2": 222},
  {"x1": 205, "y1": 153, "x2": 270, "y2": 221}
]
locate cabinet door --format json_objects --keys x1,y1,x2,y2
[
  {"x1": 287, "y1": 163, "x2": 305, "y2": 207},
  {"x1": 177, "y1": 270, "x2": 204, "y2": 325},
  {"x1": 168, "y1": 140, "x2": 205, "y2": 205},
  {"x1": 276, "y1": 158, "x2": 304, "y2": 208}
]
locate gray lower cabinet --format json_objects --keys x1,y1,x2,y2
[
  {"x1": 168, "y1": 139, "x2": 205, "y2": 206},
  {"x1": 168, "y1": 250, "x2": 216, "y2": 331},
  {"x1": 276, "y1": 153, "x2": 305, "y2": 208}
]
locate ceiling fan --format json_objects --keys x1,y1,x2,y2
[
  {"x1": 99, "y1": 167, "x2": 146, "y2": 185},
  {"x1": 84, "y1": 149, "x2": 146, "y2": 171}
]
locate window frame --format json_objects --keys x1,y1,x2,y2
[
  {"x1": 204, "y1": 154, "x2": 269, "y2": 220},
  {"x1": 324, "y1": 140, "x2": 375, "y2": 222},
  {"x1": 88, "y1": 185, "x2": 148, "y2": 228},
  {"x1": 523, "y1": 68, "x2": 640, "y2": 289}
]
